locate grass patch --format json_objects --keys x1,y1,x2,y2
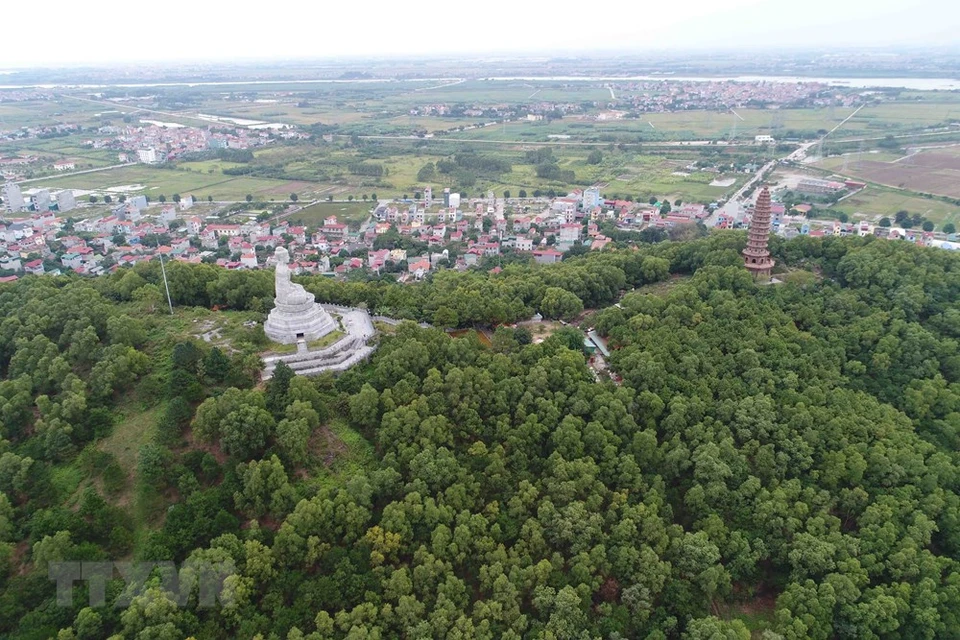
[
  {"x1": 301, "y1": 420, "x2": 377, "y2": 492},
  {"x1": 99, "y1": 402, "x2": 160, "y2": 476},
  {"x1": 287, "y1": 201, "x2": 372, "y2": 229},
  {"x1": 265, "y1": 329, "x2": 344, "y2": 354},
  {"x1": 834, "y1": 185, "x2": 960, "y2": 228},
  {"x1": 49, "y1": 465, "x2": 85, "y2": 502}
]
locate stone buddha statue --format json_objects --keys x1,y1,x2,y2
[
  {"x1": 264, "y1": 246, "x2": 337, "y2": 344},
  {"x1": 273, "y1": 247, "x2": 311, "y2": 306}
]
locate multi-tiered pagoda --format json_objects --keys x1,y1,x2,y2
[{"x1": 742, "y1": 186, "x2": 775, "y2": 279}]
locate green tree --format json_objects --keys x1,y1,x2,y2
[
  {"x1": 540, "y1": 287, "x2": 584, "y2": 321},
  {"x1": 349, "y1": 383, "x2": 380, "y2": 429},
  {"x1": 587, "y1": 149, "x2": 603, "y2": 165},
  {"x1": 220, "y1": 405, "x2": 275, "y2": 460},
  {"x1": 106, "y1": 315, "x2": 147, "y2": 347},
  {"x1": 246, "y1": 194, "x2": 253, "y2": 203},
  {"x1": 417, "y1": 162, "x2": 436, "y2": 182},
  {"x1": 290, "y1": 193, "x2": 298, "y2": 202},
  {"x1": 234, "y1": 455, "x2": 295, "y2": 518},
  {"x1": 943, "y1": 222, "x2": 956, "y2": 234}
]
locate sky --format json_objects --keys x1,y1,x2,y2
[{"x1": 3, "y1": 0, "x2": 959, "y2": 68}]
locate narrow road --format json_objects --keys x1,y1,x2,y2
[
  {"x1": 414, "y1": 78, "x2": 466, "y2": 92},
  {"x1": 608, "y1": 86, "x2": 616, "y2": 100},
  {"x1": 825, "y1": 104, "x2": 864, "y2": 137},
  {"x1": 703, "y1": 140, "x2": 817, "y2": 227},
  {"x1": 61, "y1": 94, "x2": 218, "y2": 126},
  {"x1": 339, "y1": 133, "x2": 734, "y2": 148},
  {"x1": 16, "y1": 162, "x2": 138, "y2": 185}
]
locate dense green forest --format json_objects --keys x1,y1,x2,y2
[{"x1": 1, "y1": 234, "x2": 959, "y2": 639}]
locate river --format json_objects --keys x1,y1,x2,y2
[{"x1": 1, "y1": 75, "x2": 959, "y2": 91}]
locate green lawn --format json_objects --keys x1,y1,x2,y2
[
  {"x1": 288, "y1": 201, "x2": 373, "y2": 229},
  {"x1": 266, "y1": 330, "x2": 344, "y2": 354}
]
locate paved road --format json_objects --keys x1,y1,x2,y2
[
  {"x1": 703, "y1": 141, "x2": 817, "y2": 228},
  {"x1": 15, "y1": 162, "x2": 138, "y2": 185},
  {"x1": 340, "y1": 133, "x2": 736, "y2": 148}
]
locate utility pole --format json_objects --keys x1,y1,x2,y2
[{"x1": 155, "y1": 235, "x2": 174, "y2": 315}]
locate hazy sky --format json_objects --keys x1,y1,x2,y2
[{"x1": 4, "y1": 0, "x2": 959, "y2": 67}]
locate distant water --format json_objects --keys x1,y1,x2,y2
[
  {"x1": 1, "y1": 75, "x2": 958, "y2": 91},
  {"x1": 484, "y1": 75, "x2": 960, "y2": 91}
]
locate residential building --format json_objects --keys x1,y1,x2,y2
[
  {"x1": 449, "y1": 193, "x2": 461, "y2": 209},
  {"x1": 57, "y1": 190, "x2": 76, "y2": 212},
  {"x1": 3, "y1": 183, "x2": 25, "y2": 212},
  {"x1": 0, "y1": 256, "x2": 22, "y2": 272},
  {"x1": 53, "y1": 160, "x2": 76, "y2": 171},
  {"x1": 583, "y1": 187, "x2": 602, "y2": 211},
  {"x1": 137, "y1": 148, "x2": 160, "y2": 164},
  {"x1": 533, "y1": 248, "x2": 563, "y2": 264},
  {"x1": 24, "y1": 259, "x2": 44, "y2": 275},
  {"x1": 32, "y1": 190, "x2": 51, "y2": 212},
  {"x1": 558, "y1": 223, "x2": 582, "y2": 244}
]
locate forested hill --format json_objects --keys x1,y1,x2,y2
[{"x1": 1, "y1": 234, "x2": 959, "y2": 639}]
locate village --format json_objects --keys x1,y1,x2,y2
[{"x1": 0, "y1": 171, "x2": 957, "y2": 286}]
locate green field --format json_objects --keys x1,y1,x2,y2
[
  {"x1": 287, "y1": 201, "x2": 373, "y2": 229},
  {"x1": 834, "y1": 185, "x2": 960, "y2": 228},
  {"x1": 27, "y1": 164, "x2": 327, "y2": 201}
]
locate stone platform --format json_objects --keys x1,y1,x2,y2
[{"x1": 262, "y1": 307, "x2": 377, "y2": 380}]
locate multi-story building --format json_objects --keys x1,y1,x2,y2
[
  {"x1": 583, "y1": 187, "x2": 602, "y2": 211},
  {"x1": 137, "y1": 148, "x2": 160, "y2": 164},
  {"x1": 57, "y1": 190, "x2": 76, "y2": 212},
  {"x1": 32, "y1": 190, "x2": 51, "y2": 212},
  {"x1": 3, "y1": 183, "x2": 25, "y2": 212}
]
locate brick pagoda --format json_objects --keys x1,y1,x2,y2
[{"x1": 742, "y1": 186, "x2": 775, "y2": 279}]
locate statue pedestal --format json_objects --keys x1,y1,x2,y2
[
  {"x1": 265, "y1": 247, "x2": 337, "y2": 344},
  {"x1": 264, "y1": 299, "x2": 337, "y2": 344}
]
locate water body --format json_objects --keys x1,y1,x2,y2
[
  {"x1": 1, "y1": 76, "x2": 958, "y2": 91},
  {"x1": 483, "y1": 76, "x2": 960, "y2": 91}
]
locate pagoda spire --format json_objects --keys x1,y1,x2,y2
[{"x1": 742, "y1": 186, "x2": 775, "y2": 279}]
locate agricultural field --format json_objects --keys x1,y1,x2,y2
[
  {"x1": 286, "y1": 200, "x2": 373, "y2": 229},
  {"x1": 833, "y1": 184, "x2": 960, "y2": 228},
  {"x1": 813, "y1": 145, "x2": 960, "y2": 199},
  {"x1": 25, "y1": 164, "x2": 327, "y2": 201}
]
